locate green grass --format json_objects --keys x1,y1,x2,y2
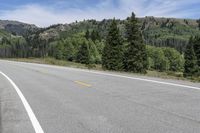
[
  {"x1": 146, "y1": 71, "x2": 183, "y2": 80},
  {"x1": 5, "y1": 57, "x2": 102, "y2": 70},
  {"x1": 3, "y1": 57, "x2": 200, "y2": 82}
]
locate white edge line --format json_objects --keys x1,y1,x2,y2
[
  {"x1": 38, "y1": 63, "x2": 200, "y2": 90},
  {"x1": 2, "y1": 60, "x2": 200, "y2": 90},
  {"x1": 0, "y1": 71, "x2": 44, "y2": 133},
  {"x1": 88, "y1": 71, "x2": 200, "y2": 90}
]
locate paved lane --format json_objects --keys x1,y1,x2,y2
[{"x1": 0, "y1": 60, "x2": 200, "y2": 133}]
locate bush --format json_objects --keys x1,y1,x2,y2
[
  {"x1": 163, "y1": 47, "x2": 184, "y2": 72},
  {"x1": 147, "y1": 45, "x2": 183, "y2": 72}
]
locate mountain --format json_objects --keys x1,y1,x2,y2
[
  {"x1": 0, "y1": 17, "x2": 200, "y2": 53},
  {"x1": 140, "y1": 17, "x2": 200, "y2": 52},
  {"x1": 0, "y1": 20, "x2": 38, "y2": 36},
  {"x1": 0, "y1": 16, "x2": 199, "y2": 75},
  {"x1": 31, "y1": 17, "x2": 199, "y2": 52}
]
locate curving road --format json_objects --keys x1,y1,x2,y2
[{"x1": 0, "y1": 60, "x2": 200, "y2": 133}]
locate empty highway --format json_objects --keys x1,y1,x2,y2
[{"x1": 0, "y1": 60, "x2": 200, "y2": 133}]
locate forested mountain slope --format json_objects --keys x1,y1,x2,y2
[
  {"x1": 0, "y1": 17, "x2": 199, "y2": 58},
  {"x1": 140, "y1": 17, "x2": 200, "y2": 52},
  {"x1": 0, "y1": 17, "x2": 199, "y2": 52},
  {"x1": 0, "y1": 16, "x2": 200, "y2": 78},
  {"x1": 35, "y1": 17, "x2": 200, "y2": 52}
]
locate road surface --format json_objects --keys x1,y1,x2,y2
[{"x1": 0, "y1": 60, "x2": 200, "y2": 133}]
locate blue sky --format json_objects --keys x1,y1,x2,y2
[{"x1": 0, "y1": 0, "x2": 199, "y2": 27}]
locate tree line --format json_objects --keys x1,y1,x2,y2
[
  {"x1": 0, "y1": 13, "x2": 200, "y2": 78},
  {"x1": 52, "y1": 13, "x2": 189, "y2": 75},
  {"x1": 0, "y1": 36, "x2": 28, "y2": 58},
  {"x1": 184, "y1": 36, "x2": 200, "y2": 77},
  {"x1": 102, "y1": 13, "x2": 147, "y2": 73}
]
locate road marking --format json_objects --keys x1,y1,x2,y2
[
  {"x1": 64, "y1": 68, "x2": 200, "y2": 90},
  {"x1": 2, "y1": 60, "x2": 200, "y2": 90},
  {"x1": 74, "y1": 81, "x2": 92, "y2": 87},
  {"x1": 83, "y1": 71, "x2": 200, "y2": 90},
  {"x1": 0, "y1": 71, "x2": 44, "y2": 133}
]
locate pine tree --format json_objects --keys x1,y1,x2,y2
[
  {"x1": 76, "y1": 41, "x2": 91, "y2": 64},
  {"x1": 85, "y1": 30, "x2": 90, "y2": 40},
  {"x1": 197, "y1": 19, "x2": 200, "y2": 30},
  {"x1": 91, "y1": 30, "x2": 100, "y2": 42},
  {"x1": 95, "y1": 30, "x2": 101, "y2": 41},
  {"x1": 184, "y1": 37, "x2": 199, "y2": 77},
  {"x1": 124, "y1": 12, "x2": 147, "y2": 73},
  {"x1": 193, "y1": 36, "x2": 200, "y2": 67},
  {"x1": 91, "y1": 30, "x2": 96, "y2": 41},
  {"x1": 102, "y1": 19, "x2": 124, "y2": 71},
  {"x1": 88, "y1": 39, "x2": 101, "y2": 64}
]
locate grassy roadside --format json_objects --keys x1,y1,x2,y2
[
  {"x1": 2, "y1": 57, "x2": 200, "y2": 82},
  {"x1": 6, "y1": 57, "x2": 91, "y2": 69},
  {"x1": 3, "y1": 57, "x2": 103, "y2": 70}
]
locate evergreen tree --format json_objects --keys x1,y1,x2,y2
[
  {"x1": 193, "y1": 36, "x2": 200, "y2": 67},
  {"x1": 85, "y1": 30, "x2": 90, "y2": 40},
  {"x1": 163, "y1": 47, "x2": 184, "y2": 72},
  {"x1": 91, "y1": 30, "x2": 96, "y2": 41},
  {"x1": 96, "y1": 31, "x2": 101, "y2": 41},
  {"x1": 195, "y1": 20, "x2": 200, "y2": 68},
  {"x1": 91, "y1": 30, "x2": 101, "y2": 42},
  {"x1": 102, "y1": 19, "x2": 124, "y2": 71},
  {"x1": 55, "y1": 41, "x2": 65, "y2": 60},
  {"x1": 76, "y1": 41, "x2": 91, "y2": 64},
  {"x1": 64, "y1": 40, "x2": 75, "y2": 61},
  {"x1": 184, "y1": 37, "x2": 199, "y2": 77},
  {"x1": 124, "y1": 12, "x2": 147, "y2": 73},
  {"x1": 88, "y1": 39, "x2": 101, "y2": 64},
  {"x1": 197, "y1": 19, "x2": 200, "y2": 30}
]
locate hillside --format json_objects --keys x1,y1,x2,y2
[
  {"x1": 0, "y1": 15, "x2": 200, "y2": 78},
  {"x1": 0, "y1": 17, "x2": 200, "y2": 54},
  {"x1": 140, "y1": 17, "x2": 200, "y2": 52},
  {"x1": 34, "y1": 17, "x2": 200, "y2": 52},
  {"x1": 0, "y1": 20, "x2": 38, "y2": 36},
  {"x1": 0, "y1": 29, "x2": 11, "y2": 38}
]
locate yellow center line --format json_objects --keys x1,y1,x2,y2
[{"x1": 74, "y1": 81, "x2": 92, "y2": 87}]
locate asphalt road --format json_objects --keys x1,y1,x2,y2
[{"x1": 0, "y1": 60, "x2": 200, "y2": 133}]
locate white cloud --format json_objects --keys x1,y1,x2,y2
[
  {"x1": 0, "y1": 0, "x2": 199, "y2": 27},
  {"x1": 118, "y1": 0, "x2": 200, "y2": 18},
  {"x1": 0, "y1": 3, "x2": 125, "y2": 27}
]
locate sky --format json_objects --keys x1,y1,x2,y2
[{"x1": 0, "y1": 0, "x2": 199, "y2": 27}]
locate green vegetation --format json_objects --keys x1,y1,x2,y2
[
  {"x1": 142, "y1": 18, "x2": 200, "y2": 53},
  {"x1": 0, "y1": 29, "x2": 11, "y2": 37},
  {"x1": 193, "y1": 36, "x2": 200, "y2": 66},
  {"x1": 147, "y1": 46, "x2": 184, "y2": 72},
  {"x1": 163, "y1": 48, "x2": 184, "y2": 72},
  {"x1": 4, "y1": 57, "x2": 197, "y2": 81},
  {"x1": 51, "y1": 33, "x2": 102, "y2": 66},
  {"x1": 0, "y1": 34, "x2": 28, "y2": 58},
  {"x1": 0, "y1": 14, "x2": 200, "y2": 81},
  {"x1": 6, "y1": 57, "x2": 89, "y2": 69},
  {"x1": 124, "y1": 13, "x2": 147, "y2": 73},
  {"x1": 184, "y1": 37, "x2": 199, "y2": 77},
  {"x1": 197, "y1": 19, "x2": 200, "y2": 30},
  {"x1": 77, "y1": 40, "x2": 90, "y2": 64},
  {"x1": 102, "y1": 19, "x2": 124, "y2": 71}
]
